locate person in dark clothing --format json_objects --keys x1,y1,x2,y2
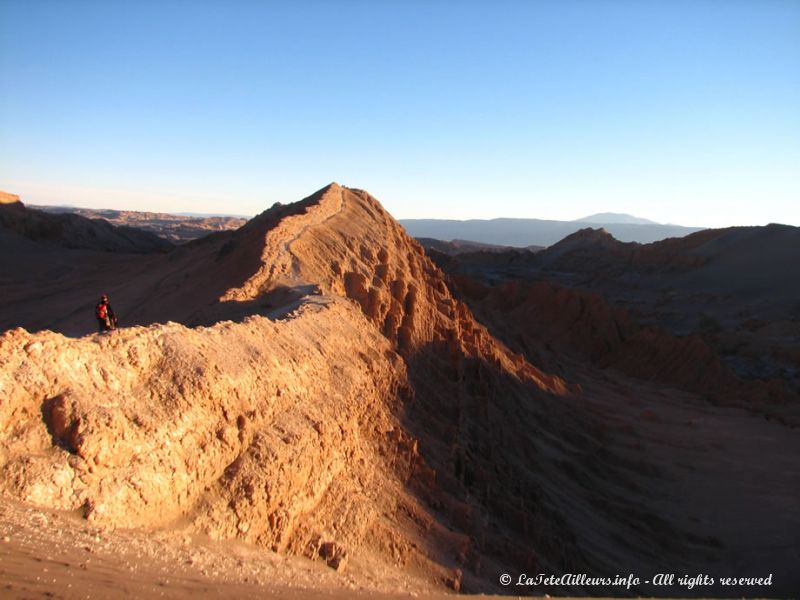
[{"x1": 95, "y1": 294, "x2": 117, "y2": 332}]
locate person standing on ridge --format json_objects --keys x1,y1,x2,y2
[{"x1": 95, "y1": 294, "x2": 117, "y2": 332}]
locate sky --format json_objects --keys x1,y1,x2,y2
[{"x1": 1, "y1": 0, "x2": 798, "y2": 227}]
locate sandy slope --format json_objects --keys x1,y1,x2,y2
[{"x1": 0, "y1": 498, "x2": 455, "y2": 599}]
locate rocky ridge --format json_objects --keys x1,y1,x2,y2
[
  {"x1": 0, "y1": 184, "x2": 588, "y2": 592},
  {"x1": 2, "y1": 183, "x2": 797, "y2": 596}
]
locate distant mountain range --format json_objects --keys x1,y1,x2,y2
[
  {"x1": 25, "y1": 201, "x2": 701, "y2": 248},
  {"x1": 575, "y1": 212, "x2": 660, "y2": 225},
  {"x1": 1, "y1": 192, "x2": 172, "y2": 253},
  {"x1": 31, "y1": 204, "x2": 247, "y2": 243},
  {"x1": 400, "y1": 213, "x2": 703, "y2": 246},
  {"x1": 416, "y1": 237, "x2": 544, "y2": 256}
]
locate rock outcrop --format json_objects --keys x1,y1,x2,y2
[{"x1": 220, "y1": 185, "x2": 569, "y2": 391}]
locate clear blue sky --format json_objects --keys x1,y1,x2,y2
[{"x1": 1, "y1": 0, "x2": 798, "y2": 226}]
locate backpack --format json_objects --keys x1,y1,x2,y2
[{"x1": 96, "y1": 302, "x2": 108, "y2": 320}]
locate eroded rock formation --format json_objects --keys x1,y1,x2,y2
[
  {"x1": 3, "y1": 184, "x2": 797, "y2": 595},
  {"x1": 0, "y1": 184, "x2": 587, "y2": 591}
]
